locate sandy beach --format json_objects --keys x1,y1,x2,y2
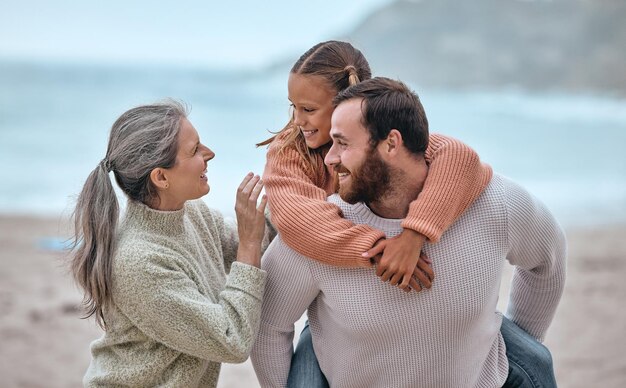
[{"x1": 1, "y1": 215, "x2": 624, "y2": 388}]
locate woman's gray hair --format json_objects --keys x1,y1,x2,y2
[{"x1": 70, "y1": 99, "x2": 188, "y2": 328}]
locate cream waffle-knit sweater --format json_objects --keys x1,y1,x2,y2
[
  {"x1": 263, "y1": 132, "x2": 493, "y2": 267},
  {"x1": 251, "y1": 174, "x2": 566, "y2": 388},
  {"x1": 84, "y1": 199, "x2": 268, "y2": 387}
]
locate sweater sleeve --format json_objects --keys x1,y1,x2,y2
[
  {"x1": 213, "y1": 210, "x2": 240, "y2": 273},
  {"x1": 114, "y1": 252, "x2": 267, "y2": 364},
  {"x1": 199, "y1": 204, "x2": 277, "y2": 273},
  {"x1": 402, "y1": 133, "x2": 493, "y2": 242},
  {"x1": 502, "y1": 176, "x2": 567, "y2": 342},
  {"x1": 263, "y1": 142, "x2": 384, "y2": 267},
  {"x1": 251, "y1": 236, "x2": 320, "y2": 387}
]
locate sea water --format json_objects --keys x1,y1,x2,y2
[{"x1": 1, "y1": 60, "x2": 625, "y2": 227}]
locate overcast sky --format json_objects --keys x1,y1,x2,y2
[{"x1": 0, "y1": 0, "x2": 393, "y2": 69}]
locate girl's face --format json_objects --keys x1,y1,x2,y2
[{"x1": 288, "y1": 73, "x2": 337, "y2": 150}]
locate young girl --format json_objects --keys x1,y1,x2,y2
[
  {"x1": 71, "y1": 101, "x2": 271, "y2": 387},
  {"x1": 259, "y1": 40, "x2": 492, "y2": 290}
]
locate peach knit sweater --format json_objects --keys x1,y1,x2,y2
[{"x1": 263, "y1": 131, "x2": 492, "y2": 267}]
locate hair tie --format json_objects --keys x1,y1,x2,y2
[
  {"x1": 344, "y1": 65, "x2": 360, "y2": 85},
  {"x1": 100, "y1": 158, "x2": 112, "y2": 172}
]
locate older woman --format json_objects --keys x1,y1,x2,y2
[{"x1": 70, "y1": 100, "x2": 271, "y2": 387}]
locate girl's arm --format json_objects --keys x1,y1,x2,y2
[
  {"x1": 263, "y1": 142, "x2": 384, "y2": 267},
  {"x1": 264, "y1": 134, "x2": 491, "y2": 288},
  {"x1": 403, "y1": 133, "x2": 492, "y2": 240},
  {"x1": 367, "y1": 133, "x2": 493, "y2": 288}
]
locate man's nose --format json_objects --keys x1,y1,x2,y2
[{"x1": 324, "y1": 145, "x2": 339, "y2": 167}]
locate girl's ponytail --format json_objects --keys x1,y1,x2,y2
[{"x1": 344, "y1": 65, "x2": 360, "y2": 86}]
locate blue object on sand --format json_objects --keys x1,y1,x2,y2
[{"x1": 37, "y1": 237, "x2": 73, "y2": 251}]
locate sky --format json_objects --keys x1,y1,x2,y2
[{"x1": 0, "y1": 0, "x2": 394, "y2": 70}]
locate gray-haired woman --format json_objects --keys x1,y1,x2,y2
[{"x1": 71, "y1": 100, "x2": 272, "y2": 387}]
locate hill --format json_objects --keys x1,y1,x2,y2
[{"x1": 345, "y1": 0, "x2": 626, "y2": 94}]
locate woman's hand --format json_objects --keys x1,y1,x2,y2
[{"x1": 235, "y1": 173, "x2": 268, "y2": 268}]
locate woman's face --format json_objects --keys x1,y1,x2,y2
[
  {"x1": 288, "y1": 73, "x2": 337, "y2": 149},
  {"x1": 159, "y1": 118, "x2": 215, "y2": 210}
]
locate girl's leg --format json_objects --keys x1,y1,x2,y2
[
  {"x1": 501, "y1": 316, "x2": 557, "y2": 388},
  {"x1": 287, "y1": 321, "x2": 330, "y2": 388}
]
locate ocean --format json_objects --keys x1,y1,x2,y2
[{"x1": 1, "y1": 60, "x2": 625, "y2": 228}]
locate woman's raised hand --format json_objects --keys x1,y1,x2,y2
[{"x1": 235, "y1": 173, "x2": 268, "y2": 268}]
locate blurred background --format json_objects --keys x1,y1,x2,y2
[{"x1": 0, "y1": 0, "x2": 625, "y2": 387}]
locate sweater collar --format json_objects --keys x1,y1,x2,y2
[
  {"x1": 328, "y1": 194, "x2": 404, "y2": 238},
  {"x1": 124, "y1": 199, "x2": 187, "y2": 235}
]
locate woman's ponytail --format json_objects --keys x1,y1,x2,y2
[{"x1": 70, "y1": 159, "x2": 119, "y2": 328}]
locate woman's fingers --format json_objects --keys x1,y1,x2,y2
[
  {"x1": 235, "y1": 173, "x2": 267, "y2": 256},
  {"x1": 237, "y1": 174, "x2": 261, "y2": 209},
  {"x1": 237, "y1": 172, "x2": 254, "y2": 193},
  {"x1": 242, "y1": 175, "x2": 260, "y2": 196},
  {"x1": 249, "y1": 179, "x2": 264, "y2": 204},
  {"x1": 257, "y1": 194, "x2": 268, "y2": 213},
  {"x1": 236, "y1": 173, "x2": 267, "y2": 221}
]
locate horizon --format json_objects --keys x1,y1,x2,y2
[{"x1": 0, "y1": 0, "x2": 393, "y2": 70}]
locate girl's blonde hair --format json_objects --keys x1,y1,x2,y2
[{"x1": 257, "y1": 41, "x2": 371, "y2": 176}]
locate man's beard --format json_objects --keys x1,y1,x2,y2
[{"x1": 338, "y1": 148, "x2": 391, "y2": 205}]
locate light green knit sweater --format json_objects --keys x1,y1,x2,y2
[{"x1": 84, "y1": 199, "x2": 267, "y2": 387}]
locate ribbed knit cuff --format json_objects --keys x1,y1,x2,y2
[
  {"x1": 227, "y1": 262, "x2": 267, "y2": 300},
  {"x1": 401, "y1": 217, "x2": 441, "y2": 242}
]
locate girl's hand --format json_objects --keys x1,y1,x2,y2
[
  {"x1": 235, "y1": 173, "x2": 267, "y2": 268},
  {"x1": 362, "y1": 228, "x2": 434, "y2": 291}
]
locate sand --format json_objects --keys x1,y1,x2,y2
[{"x1": 0, "y1": 215, "x2": 624, "y2": 388}]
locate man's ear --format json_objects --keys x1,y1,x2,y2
[
  {"x1": 150, "y1": 168, "x2": 170, "y2": 190},
  {"x1": 383, "y1": 129, "x2": 403, "y2": 155}
]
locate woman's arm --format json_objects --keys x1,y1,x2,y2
[
  {"x1": 264, "y1": 142, "x2": 384, "y2": 267},
  {"x1": 112, "y1": 176, "x2": 270, "y2": 363},
  {"x1": 207, "y1": 174, "x2": 275, "y2": 272},
  {"x1": 114, "y1": 253, "x2": 267, "y2": 363}
]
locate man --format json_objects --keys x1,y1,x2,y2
[{"x1": 251, "y1": 77, "x2": 566, "y2": 387}]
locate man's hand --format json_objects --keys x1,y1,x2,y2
[{"x1": 362, "y1": 228, "x2": 434, "y2": 291}]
